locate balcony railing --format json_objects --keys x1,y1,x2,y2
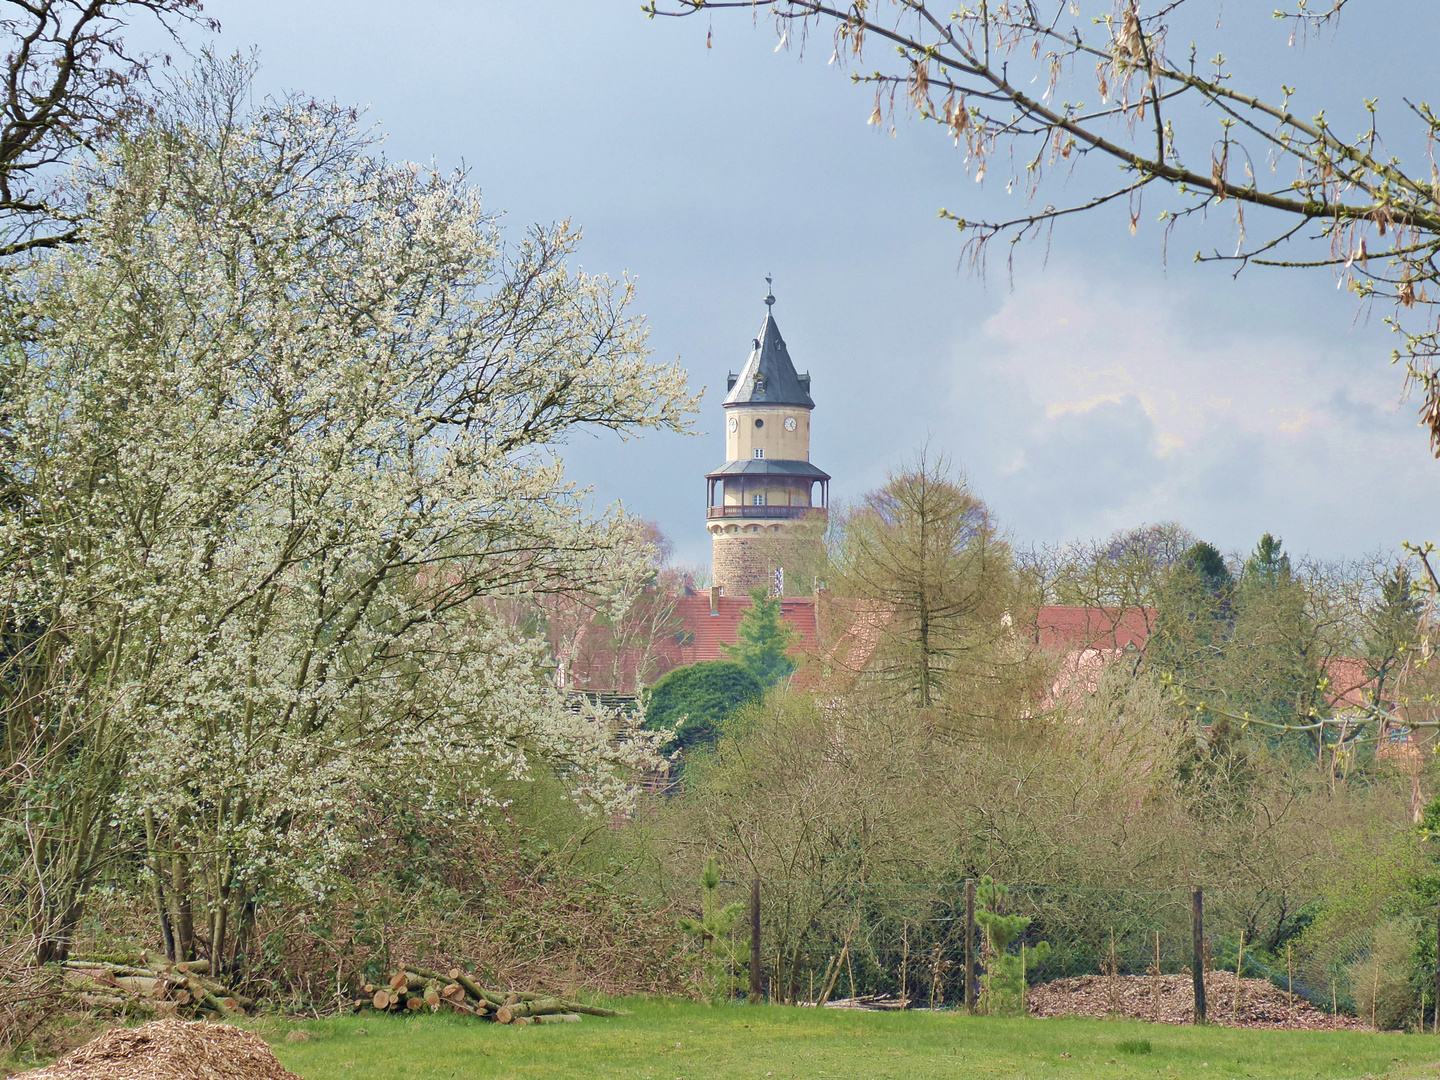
[{"x1": 706, "y1": 505, "x2": 820, "y2": 520}]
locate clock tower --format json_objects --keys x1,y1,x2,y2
[{"x1": 706, "y1": 283, "x2": 830, "y2": 596}]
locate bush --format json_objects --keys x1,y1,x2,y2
[
  {"x1": 1349, "y1": 919, "x2": 1419, "y2": 1030},
  {"x1": 643, "y1": 661, "x2": 763, "y2": 752}
]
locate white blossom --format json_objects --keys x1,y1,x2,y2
[{"x1": 2, "y1": 56, "x2": 690, "y2": 962}]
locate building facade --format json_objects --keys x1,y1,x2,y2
[{"x1": 706, "y1": 286, "x2": 830, "y2": 596}]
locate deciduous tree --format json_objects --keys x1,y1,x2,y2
[{"x1": 0, "y1": 56, "x2": 695, "y2": 966}]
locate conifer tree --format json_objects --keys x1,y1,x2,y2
[
  {"x1": 1142, "y1": 540, "x2": 1234, "y2": 698},
  {"x1": 723, "y1": 589, "x2": 798, "y2": 689},
  {"x1": 678, "y1": 857, "x2": 749, "y2": 1003},
  {"x1": 835, "y1": 453, "x2": 1018, "y2": 716},
  {"x1": 1364, "y1": 566, "x2": 1423, "y2": 713},
  {"x1": 643, "y1": 660, "x2": 763, "y2": 752},
  {"x1": 1230, "y1": 534, "x2": 1323, "y2": 743}
]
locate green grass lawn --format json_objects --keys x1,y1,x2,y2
[{"x1": 261, "y1": 1000, "x2": 1440, "y2": 1080}]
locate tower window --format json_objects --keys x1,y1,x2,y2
[
  {"x1": 752, "y1": 494, "x2": 764, "y2": 505},
  {"x1": 754, "y1": 418, "x2": 764, "y2": 428},
  {"x1": 753, "y1": 448, "x2": 765, "y2": 459},
  {"x1": 755, "y1": 376, "x2": 766, "y2": 392}
]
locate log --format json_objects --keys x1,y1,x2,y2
[
  {"x1": 406, "y1": 995, "x2": 425, "y2": 1012},
  {"x1": 372, "y1": 990, "x2": 391, "y2": 1010},
  {"x1": 397, "y1": 964, "x2": 626, "y2": 1017},
  {"x1": 389, "y1": 972, "x2": 408, "y2": 993},
  {"x1": 66, "y1": 968, "x2": 120, "y2": 990},
  {"x1": 176, "y1": 960, "x2": 211, "y2": 976},
  {"x1": 512, "y1": 1016, "x2": 532, "y2": 1026},
  {"x1": 498, "y1": 997, "x2": 567, "y2": 1020},
  {"x1": 363, "y1": 983, "x2": 376, "y2": 995},
  {"x1": 424, "y1": 989, "x2": 441, "y2": 1010},
  {"x1": 196, "y1": 989, "x2": 234, "y2": 1016},
  {"x1": 560, "y1": 1001, "x2": 628, "y2": 1018},
  {"x1": 495, "y1": 1005, "x2": 514, "y2": 1024},
  {"x1": 77, "y1": 992, "x2": 138, "y2": 1010},
  {"x1": 114, "y1": 976, "x2": 160, "y2": 995},
  {"x1": 532, "y1": 1013, "x2": 582, "y2": 1024},
  {"x1": 197, "y1": 979, "x2": 254, "y2": 1011},
  {"x1": 406, "y1": 966, "x2": 495, "y2": 1008},
  {"x1": 64, "y1": 961, "x2": 160, "y2": 980}
]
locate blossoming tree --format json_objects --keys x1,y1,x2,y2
[{"x1": 0, "y1": 57, "x2": 696, "y2": 968}]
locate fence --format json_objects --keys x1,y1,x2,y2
[{"x1": 703, "y1": 879, "x2": 1407, "y2": 1019}]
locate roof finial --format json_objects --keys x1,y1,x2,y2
[{"x1": 764, "y1": 274, "x2": 775, "y2": 311}]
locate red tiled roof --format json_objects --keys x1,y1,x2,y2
[
  {"x1": 670, "y1": 595, "x2": 819, "y2": 666},
  {"x1": 1322, "y1": 657, "x2": 1378, "y2": 712}
]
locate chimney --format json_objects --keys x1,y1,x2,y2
[{"x1": 710, "y1": 586, "x2": 721, "y2": 616}]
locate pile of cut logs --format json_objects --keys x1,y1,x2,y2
[
  {"x1": 60, "y1": 958, "x2": 251, "y2": 1018},
  {"x1": 361, "y1": 965, "x2": 625, "y2": 1025}
]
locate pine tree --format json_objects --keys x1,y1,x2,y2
[
  {"x1": 1230, "y1": 534, "x2": 1321, "y2": 740},
  {"x1": 723, "y1": 589, "x2": 799, "y2": 689},
  {"x1": 1363, "y1": 566, "x2": 1423, "y2": 718},
  {"x1": 678, "y1": 857, "x2": 749, "y2": 1004},
  {"x1": 1144, "y1": 540, "x2": 1235, "y2": 695}
]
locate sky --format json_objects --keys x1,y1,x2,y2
[{"x1": 141, "y1": 1, "x2": 1440, "y2": 569}]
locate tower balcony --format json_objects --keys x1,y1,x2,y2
[{"x1": 706, "y1": 505, "x2": 819, "y2": 521}]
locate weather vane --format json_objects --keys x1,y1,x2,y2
[{"x1": 764, "y1": 274, "x2": 775, "y2": 310}]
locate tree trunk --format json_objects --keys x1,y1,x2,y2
[
  {"x1": 171, "y1": 854, "x2": 196, "y2": 962},
  {"x1": 143, "y1": 809, "x2": 176, "y2": 962},
  {"x1": 229, "y1": 898, "x2": 257, "y2": 975}
]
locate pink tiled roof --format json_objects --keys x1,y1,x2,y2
[{"x1": 1028, "y1": 606, "x2": 1156, "y2": 651}]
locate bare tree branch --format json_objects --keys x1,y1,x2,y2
[
  {"x1": 0, "y1": 0, "x2": 216, "y2": 254},
  {"x1": 644, "y1": 0, "x2": 1440, "y2": 455}
]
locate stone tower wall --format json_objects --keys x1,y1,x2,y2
[
  {"x1": 711, "y1": 534, "x2": 776, "y2": 597},
  {"x1": 711, "y1": 516, "x2": 827, "y2": 597}
]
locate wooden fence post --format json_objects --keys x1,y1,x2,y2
[
  {"x1": 1434, "y1": 894, "x2": 1440, "y2": 1033},
  {"x1": 1192, "y1": 887, "x2": 1206, "y2": 1025},
  {"x1": 748, "y1": 877, "x2": 762, "y2": 1005},
  {"x1": 964, "y1": 879, "x2": 976, "y2": 1014}
]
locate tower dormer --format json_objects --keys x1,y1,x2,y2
[{"x1": 706, "y1": 282, "x2": 830, "y2": 596}]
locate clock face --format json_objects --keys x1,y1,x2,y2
[
  {"x1": 728, "y1": 416, "x2": 738, "y2": 433},
  {"x1": 784, "y1": 416, "x2": 797, "y2": 431}
]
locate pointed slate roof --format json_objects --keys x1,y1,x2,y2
[{"x1": 723, "y1": 312, "x2": 815, "y2": 409}]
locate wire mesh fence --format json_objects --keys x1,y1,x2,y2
[{"x1": 706, "y1": 879, "x2": 1381, "y2": 1015}]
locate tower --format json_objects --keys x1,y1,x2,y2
[{"x1": 706, "y1": 281, "x2": 830, "y2": 596}]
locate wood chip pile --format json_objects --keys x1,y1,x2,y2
[
  {"x1": 356, "y1": 964, "x2": 626, "y2": 1025},
  {"x1": 1026, "y1": 971, "x2": 1365, "y2": 1030},
  {"x1": 12, "y1": 1019, "x2": 301, "y2": 1080},
  {"x1": 56, "y1": 959, "x2": 252, "y2": 1021}
]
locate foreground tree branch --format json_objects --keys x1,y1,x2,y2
[
  {"x1": 0, "y1": 0, "x2": 215, "y2": 254},
  {"x1": 645, "y1": 0, "x2": 1440, "y2": 457}
]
